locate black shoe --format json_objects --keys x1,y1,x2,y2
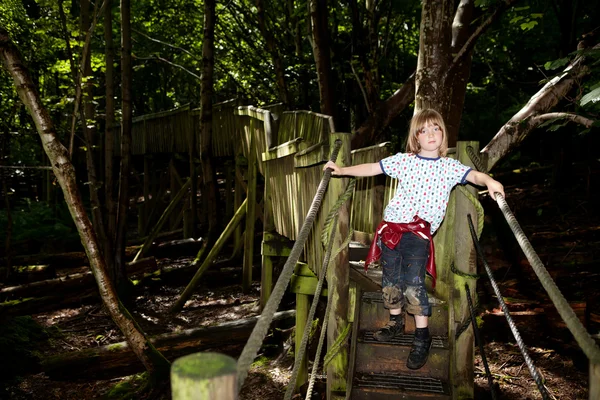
[
  {"x1": 406, "y1": 335, "x2": 432, "y2": 369},
  {"x1": 373, "y1": 319, "x2": 404, "y2": 342}
]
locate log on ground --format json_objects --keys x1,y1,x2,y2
[{"x1": 42, "y1": 310, "x2": 296, "y2": 380}]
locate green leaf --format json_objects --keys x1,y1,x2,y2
[
  {"x1": 520, "y1": 21, "x2": 538, "y2": 31},
  {"x1": 544, "y1": 57, "x2": 570, "y2": 71},
  {"x1": 580, "y1": 86, "x2": 600, "y2": 106}
]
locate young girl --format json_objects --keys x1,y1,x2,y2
[{"x1": 324, "y1": 109, "x2": 504, "y2": 370}]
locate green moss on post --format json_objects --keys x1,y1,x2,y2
[
  {"x1": 452, "y1": 141, "x2": 479, "y2": 399},
  {"x1": 171, "y1": 352, "x2": 237, "y2": 400},
  {"x1": 591, "y1": 361, "x2": 600, "y2": 400}
]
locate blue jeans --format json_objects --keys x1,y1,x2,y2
[{"x1": 380, "y1": 232, "x2": 431, "y2": 316}]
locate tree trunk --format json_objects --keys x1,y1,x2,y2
[
  {"x1": 445, "y1": 0, "x2": 477, "y2": 146},
  {"x1": 0, "y1": 247, "x2": 138, "y2": 270},
  {"x1": 309, "y1": 0, "x2": 336, "y2": 119},
  {"x1": 415, "y1": 0, "x2": 454, "y2": 117},
  {"x1": 200, "y1": 0, "x2": 219, "y2": 240},
  {"x1": 0, "y1": 26, "x2": 171, "y2": 387},
  {"x1": 353, "y1": 1, "x2": 513, "y2": 148},
  {"x1": 0, "y1": 257, "x2": 156, "y2": 300},
  {"x1": 256, "y1": 0, "x2": 291, "y2": 108},
  {"x1": 104, "y1": 0, "x2": 118, "y2": 281},
  {"x1": 115, "y1": 0, "x2": 134, "y2": 293}
]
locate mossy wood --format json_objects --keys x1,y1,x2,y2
[
  {"x1": 295, "y1": 293, "x2": 310, "y2": 391},
  {"x1": 43, "y1": 310, "x2": 295, "y2": 381},
  {"x1": 591, "y1": 361, "x2": 599, "y2": 400},
  {"x1": 171, "y1": 353, "x2": 237, "y2": 399},
  {"x1": 326, "y1": 132, "x2": 352, "y2": 396},
  {"x1": 243, "y1": 118, "x2": 258, "y2": 293},
  {"x1": 451, "y1": 141, "x2": 480, "y2": 399}
]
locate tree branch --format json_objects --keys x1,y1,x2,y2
[{"x1": 531, "y1": 112, "x2": 595, "y2": 128}]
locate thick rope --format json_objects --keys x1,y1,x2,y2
[
  {"x1": 236, "y1": 140, "x2": 343, "y2": 391},
  {"x1": 284, "y1": 212, "x2": 340, "y2": 400},
  {"x1": 494, "y1": 194, "x2": 600, "y2": 364},
  {"x1": 466, "y1": 145, "x2": 487, "y2": 173},
  {"x1": 465, "y1": 282, "x2": 498, "y2": 400},
  {"x1": 305, "y1": 287, "x2": 334, "y2": 400},
  {"x1": 321, "y1": 178, "x2": 355, "y2": 246},
  {"x1": 468, "y1": 214, "x2": 550, "y2": 400},
  {"x1": 322, "y1": 322, "x2": 352, "y2": 369}
]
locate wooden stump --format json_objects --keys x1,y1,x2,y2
[{"x1": 171, "y1": 352, "x2": 237, "y2": 400}]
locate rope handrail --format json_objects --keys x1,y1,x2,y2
[
  {"x1": 236, "y1": 139, "x2": 343, "y2": 391},
  {"x1": 494, "y1": 195, "x2": 600, "y2": 364},
  {"x1": 284, "y1": 211, "x2": 339, "y2": 400},
  {"x1": 467, "y1": 214, "x2": 550, "y2": 400}
]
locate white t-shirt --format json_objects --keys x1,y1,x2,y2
[{"x1": 379, "y1": 153, "x2": 471, "y2": 234}]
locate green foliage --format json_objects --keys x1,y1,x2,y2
[
  {"x1": 0, "y1": 316, "x2": 50, "y2": 386},
  {"x1": 0, "y1": 200, "x2": 78, "y2": 245},
  {"x1": 580, "y1": 83, "x2": 600, "y2": 107}
]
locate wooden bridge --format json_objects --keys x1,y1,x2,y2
[{"x1": 122, "y1": 102, "x2": 599, "y2": 399}]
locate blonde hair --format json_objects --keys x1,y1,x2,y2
[{"x1": 405, "y1": 108, "x2": 449, "y2": 157}]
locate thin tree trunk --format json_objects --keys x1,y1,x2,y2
[
  {"x1": 104, "y1": 0, "x2": 117, "y2": 281},
  {"x1": 200, "y1": 0, "x2": 219, "y2": 240},
  {"x1": 0, "y1": 26, "x2": 170, "y2": 387},
  {"x1": 256, "y1": 0, "x2": 291, "y2": 107},
  {"x1": 445, "y1": 0, "x2": 477, "y2": 146},
  {"x1": 80, "y1": 0, "x2": 108, "y2": 256},
  {"x1": 0, "y1": 131, "x2": 11, "y2": 281},
  {"x1": 309, "y1": 0, "x2": 336, "y2": 118},
  {"x1": 115, "y1": 0, "x2": 133, "y2": 291}
]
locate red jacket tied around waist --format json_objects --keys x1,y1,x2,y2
[{"x1": 365, "y1": 217, "x2": 437, "y2": 288}]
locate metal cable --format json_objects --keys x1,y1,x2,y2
[
  {"x1": 495, "y1": 195, "x2": 600, "y2": 364},
  {"x1": 467, "y1": 214, "x2": 550, "y2": 400},
  {"x1": 236, "y1": 139, "x2": 343, "y2": 391},
  {"x1": 466, "y1": 145, "x2": 487, "y2": 173},
  {"x1": 465, "y1": 282, "x2": 497, "y2": 400}
]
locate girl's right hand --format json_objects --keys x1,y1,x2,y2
[{"x1": 323, "y1": 161, "x2": 342, "y2": 175}]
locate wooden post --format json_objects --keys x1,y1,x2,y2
[
  {"x1": 143, "y1": 155, "x2": 150, "y2": 230},
  {"x1": 591, "y1": 360, "x2": 600, "y2": 400},
  {"x1": 326, "y1": 132, "x2": 352, "y2": 400},
  {"x1": 169, "y1": 158, "x2": 179, "y2": 230},
  {"x1": 225, "y1": 160, "x2": 234, "y2": 220},
  {"x1": 243, "y1": 121, "x2": 257, "y2": 293},
  {"x1": 171, "y1": 352, "x2": 237, "y2": 400},
  {"x1": 452, "y1": 141, "x2": 479, "y2": 399},
  {"x1": 260, "y1": 159, "x2": 276, "y2": 309},
  {"x1": 295, "y1": 292, "x2": 310, "y2": 391}
]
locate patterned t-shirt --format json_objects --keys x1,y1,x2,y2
[{"x1": 379, "y1": 153, "x2": 472, "y2": 234}]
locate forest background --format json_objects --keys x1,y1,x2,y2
[{"x1": 0, "y1": 0, "x2": 600, "y2": 398}]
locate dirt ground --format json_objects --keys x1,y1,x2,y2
[{"x1": 2, "y1": 166, "x2": 599, "y2": 400}]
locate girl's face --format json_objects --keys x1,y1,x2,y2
[{"x1": 417, "y1": 121, "x2": 443, "y2": 157}]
